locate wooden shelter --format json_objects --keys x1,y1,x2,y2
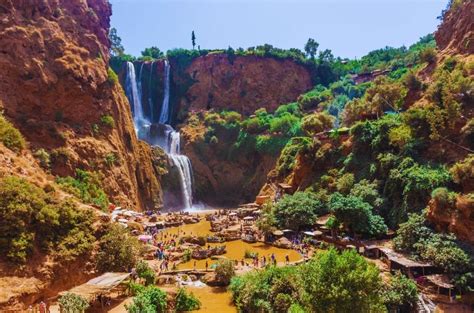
[
  {"x1": 379, "y1": 248, "x2": 435, "y2": 277},
  {"x1": 424, "y1": 274, "x2": 455, "y2": 298},
  {"x1": 58, "y1": 273, "x2": 130, "y2": 306}
]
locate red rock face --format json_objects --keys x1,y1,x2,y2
[
  {"x1": 0, "y1": 0, "x2": 162, "y2": 210},
  {"x1": 427, "y1": 196, "x2": 474, "y2": 244},
  {"x1": 180, "y1": 54, "x2": 312, "y2": 115},
  {"x1": 435, "y1": 0, "x2": 474, "y2": 55}
]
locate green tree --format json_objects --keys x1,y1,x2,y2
[
  {"x1": 141, "y1": 46, "x2": 163, "y2": 59},
  {"x1": 329, "y1": 193, "x2": 387, "y2": 237},
  {"x1": 191, "y1": 30, "x2": 196, "y2": 49},
  {"x1": 58, "y1": 293, "x2": 89, "y2": 313},
  {"x1": 304, "y1": 38, "x2": 319, "y2": 59},
  {"x1": 301, "y1": 249, "x2": 384, "y2": 313},
  {"x1": 109, "y1": 27, "x2": 124, "y2": 56},
  {"x1": 96, "y1": 224, "x2": 142, "y2": 272},
  {"x1": 273, "y1": 192, "x2": 324, "y2": 230}
]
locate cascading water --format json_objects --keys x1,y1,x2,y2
[
  {"x1": 158, "y1": 60, "x2": 171, "y2": 124},
  {"x1": 124, "y1": 61, "x2": 194, "y2": 210},
  {"x1": 125, "y1": 62, "x2": 147, "y2": 126}
]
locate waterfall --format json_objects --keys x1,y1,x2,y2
[
  {"x1": 158, "y1": 60, "x2": 171, "y2": 124},
  {"x1": 169, "y1": 154, "x2": 194, "y2": 210},
  {"x1": 125, "y1": 62, "x2": 146, "y2": 126},
  {"x1": 124, "y1": 60, "x2": 195, "y2": 210},
  {"x1": 148, "y1": 61, "x2": 155, "y2": 122}
]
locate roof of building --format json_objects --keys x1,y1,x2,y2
[
  {"x1": 379, "y1": 248, "x2": 433, "y2": 268},
  {"x1": 425, "y1": 274, "x2": 454, "y2": 289},
  {"x1": 59, "y1": 273, "x2": 130, "y2": 302}
]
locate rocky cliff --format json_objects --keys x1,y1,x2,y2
[
  {"x1": 435, "y1": 0, "x2": 473, "y2": 55},
  {"x1": 178, "y1": 54, "x2": 312, "y2": 116},
  {"x1": 0, "y1": 0, "x2": 162, "y2": 210}
]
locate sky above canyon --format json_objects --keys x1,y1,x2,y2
[{"x1": 110, "y1": 0, "x2": 448, "y2": 59}]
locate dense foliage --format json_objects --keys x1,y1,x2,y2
[
  {"x1": 96, "y1": 224, "x2": 142, "y2": 272},
  {"x1": 394, "y1": 214, "x2": 473, "y2": 290},
  {"x1": 273, "y1": 192, "x2": 324, "y2": 230},
  {"x1": 56, "y1": 169, "x2": 109, "y2": 210},
  {"x1": 230, "y1": 249, "x2": 385, "y2": 313},
  {"x1": 126, "y1": 286, "x2": 167, "y2": 313},
  {"x1": 0, "y1": 176, "x2": 95, "y2": 264}
]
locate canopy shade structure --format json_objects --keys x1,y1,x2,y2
[{"x1": 58, "y1": 273, "x2": 130, "y2": 302}]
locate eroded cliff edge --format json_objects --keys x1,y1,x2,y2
[{"x1": 0, "y1": 0, "x2": 162, "y2": 210}]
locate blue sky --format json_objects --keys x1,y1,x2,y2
[{"x1": 110, "y1": 0, "x2": 447, "y2": 59}]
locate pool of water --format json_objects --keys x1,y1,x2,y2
[
  {"x1": 185, "y1": 286, "x2": 235, "y2": 313},
  {"x1": 159, "y1": 218, "x2": 302, "y2": 270}
]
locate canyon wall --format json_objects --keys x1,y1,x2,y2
[
  {"x1": 0, "y1": 0, "x2": 162, "y2": 210},
  {"x1": 177, "y1": 54, "x2": 312, "y2": 116}
]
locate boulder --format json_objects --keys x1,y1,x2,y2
[{"x1": 274, "y1": 237, "x2": 292, "y2": 249}]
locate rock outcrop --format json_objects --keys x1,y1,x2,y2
[
  {"x1": 435, "y1": 0, "x2": 473, "y2": 55},
  {"x1": 0, "y1": 0, "x2": 162, "y2": 210},
  {"x1": 178, "y1": 54, "x2": 312, "y2": 116}
]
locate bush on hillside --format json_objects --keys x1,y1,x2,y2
[
  {"x1": 301, "y1": 112, "x2": 334, "y2": 136},
  {"x1": 0, "y1": 114, "x2": 25, "y2": 152},
  {"x1": 0, "y1": 176, "x2": 94, "y2": 264},
  {"x1": 56, "y1": 169, "x2": 109, "y2": 210}
]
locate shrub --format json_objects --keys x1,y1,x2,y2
[
  {"x1": 215, "y1": 259, "x2": 235, "y2": 285},
  {"x1": 301, "y1": 112, "x2": 334, "y2": 136},
  {"x1": 0, "y1": 114, "x2": 25, "y2": 152},
  {"x1": 269, "y1": 113, "x2": 300, "y2": 136},
  {"x1": 34, "y1": 148, "x2": 51, "y2": 169},
  {"x1": 404, "y1": 70, "x2": 422, "y2": 90},
  {"x1": 450, "y1": 154, "x2": 474, "y2": 191},
  {"x1": 136, "y1": 260, "x2": 156, "y2": 286},
  {"x1": 273, "y1": 191, "x2": 324, "y2": 230},
  {"x1": 58, "y1": 293, "x2": 89, "y2": 313},
  {"x1": 107, "y1": 67, "x2": 119, "y2": 84},
  {"x1": 382, "y1": 272, "x2": 418, "y2": 310},
  {"x1": 0, "y1": 176, "x2": 94, "y2": 264},
  {"x1": 100, "y1": 114, "x2": 115, "y2": 128},
  {"x1": 335, "y1": 173, "x2": 354, "y2": 194},
  {"x1": 56, "y1": 169, "x2": 109, "y2": 210},
  {"x1": 104, "y1": 153, "x2": 118, "y2": 167},
  {"x1": 389, "y1": 124, "x2": 413, "y2": 149},
  {"x1": 175, "y1": 288, "x2": 201, "y2": 312},
  {"x1": 96, "y1": 224, "x2": 142, "y2": 272},
  {"x1": 431, "y1": 187, "x2": 457, "y2": 208},
  {"x1": 419, "y1": 47, "x2": 436, "y2": 64},
  {"x1": 126, "y1": 286, "x2": 167, "y2": 313}
]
